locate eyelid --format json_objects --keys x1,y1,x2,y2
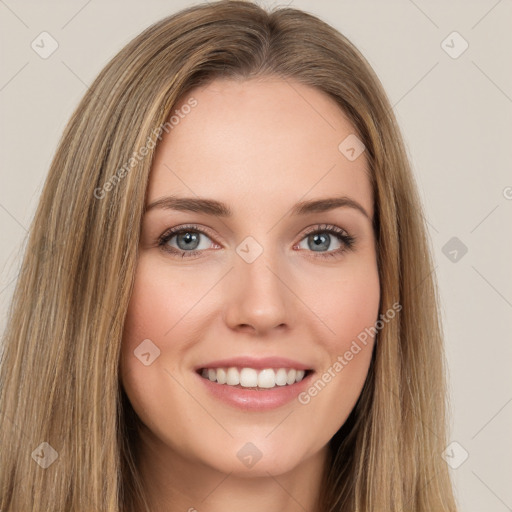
[
  {"x1": 301, "y1": 223, "x2": 350, "y2": 238},
  {"x1": 159, "y1": 223, "x2": 349, "y2": 243}
]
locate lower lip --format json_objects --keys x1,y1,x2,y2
[{"x1": 195, "y1": 371, "x2": 315, "y2": 411}]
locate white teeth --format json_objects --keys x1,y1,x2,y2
[
  {"x1": 240, "y1": 368, "x2": 258, "y2": 387},
  {"x1": 216, "y1": 367, "x2": 227, "y2": 384},
  {"x1": 226, "y1": 367, "x2": 240, "y2": 386},
  {"x1": 257, "y1": 369, "x2": 275, "y2": 389},
  {"x1": 275, "y1": 368, "x2": 288, "y2": 386},
  {"x1": 199, "y1": 367, "x2": 309, "y2": 389}
]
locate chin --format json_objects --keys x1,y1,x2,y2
[{"x1": 203, "y1": 441, "x2": 310, "y2": 478}]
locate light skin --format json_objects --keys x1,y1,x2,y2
[{"x1": 120, "y1": 76, "x2": 380, "y2": 512}]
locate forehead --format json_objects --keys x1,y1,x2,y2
[{"x1": 147, "y1": 77, "x2": 373, "y2": 220}]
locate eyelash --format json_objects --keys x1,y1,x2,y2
[{"x1": 157, "y1": 223, "x2": 356, "y2": 260}]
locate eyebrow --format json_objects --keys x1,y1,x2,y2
[{"x1": 145, "y1": 195, "x2": 371, "y2": 220}]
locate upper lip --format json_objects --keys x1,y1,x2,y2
[{"x1": 195, "y1": 356, "x2": 313, "y2": 372}]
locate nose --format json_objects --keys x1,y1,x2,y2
[{"x1": 223, "y1": 251, "x2": 293, "y2": 335}]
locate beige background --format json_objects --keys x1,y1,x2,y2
[{"x1": 1, "y1": 1, "x2": 511, "y2": 510}]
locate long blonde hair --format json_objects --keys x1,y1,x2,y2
[{"x1": 0, "y1": 1, "x2": 457, "y2": 510}]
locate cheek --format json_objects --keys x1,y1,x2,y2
[
  {"x1": 297, "y1": 260, "x2": 379, "y2": 421},
  {"x1": 307, "y1": 257, "x2": 381, "y2": 347},
  {"x1": 119, "y1": 255, "x2": 215, "y2": 414},
  {"x1": 119, "y1": 258, "x2": 176, "y2": 402},
  {"x1": 121, "y1": 255, "x2": 206, "y2": 353},
  {"x1": 119, "y1": 263, "x2": 192, "y2": 443}
]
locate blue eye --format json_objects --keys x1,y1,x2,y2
[
  {"x1": 295, "y1": 224, "x2": 356, "y2": 259},
  {"x1": 157, "y1": 223, "x2": 356, "y2": 259},
  {"x1": 158, "y1": 224, "x2": 216, "y2": 258}
]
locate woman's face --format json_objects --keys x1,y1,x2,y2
[{"x1": 120, "y1": 77, "x2": 380, "y2": 479}]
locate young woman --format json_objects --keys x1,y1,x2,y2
[{"x1": 0, "y1": 1, "x2": 458, "y2": 510}]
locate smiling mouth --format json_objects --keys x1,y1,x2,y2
[{"x1": 196, "y1": 367, "x2": 314, "y2": 390}]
